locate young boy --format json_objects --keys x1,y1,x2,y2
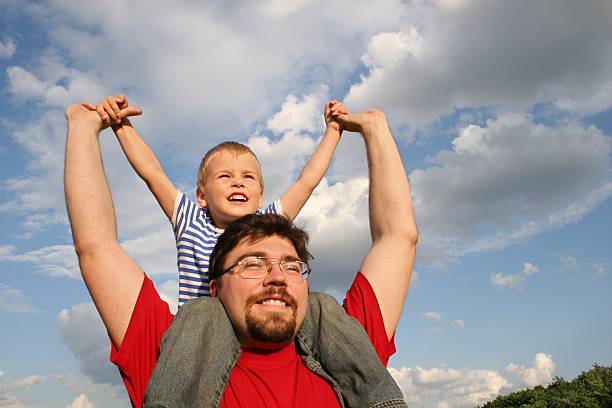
[{"x1": 85, "y1": 95, "x2": 348, "y2": 307}]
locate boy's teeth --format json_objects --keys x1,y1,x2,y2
[
  {"x1": 229, "y1": 194, "x2": 246, "y2": 201},
  {"x1": 261, "y1": 299, "x2": 286, "y2": 306}
]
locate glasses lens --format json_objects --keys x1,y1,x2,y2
[{"x1": 238, "y1": 257, "x2": 308, "y2": 282}]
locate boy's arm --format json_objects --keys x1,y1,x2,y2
[
  {"x1": 279, "y1": 101, "x2": 348, "y2": 221},
  {"x1": 64, "y1": 104, "x2": 145, "y2": 348},
  {"x1": 336, "y1": 109, "x2": 418, "y2": 341},
  {"x1": 85, "y1": 95, "x2": 178, "y2": 221}
]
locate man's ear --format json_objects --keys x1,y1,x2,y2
[
  {"x1": 210, "y1": 279, "x2": 219, "y2": 297},
  {"x1": 196, "y1": 186, "x2": 208, "y2": 208}
]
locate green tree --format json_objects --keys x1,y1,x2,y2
[{"x1": 478, "y1": 364, "x2": 612, "y2": 408}]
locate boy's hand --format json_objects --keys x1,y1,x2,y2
[
  {"x1": 82, "y1": 94, "x2": 142, "y2": 130},
  {"x1": 324, "y1": 100, "x2": 349, "y2": 132}
]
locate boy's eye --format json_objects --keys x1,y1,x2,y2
[
  {"x1": 245, "y1": 174, "x2": 255, "y2": 179},
  {"x1": 218, "y1": 174, "x2": 230, "y2": 178}
]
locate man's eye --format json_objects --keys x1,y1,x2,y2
[
  {"x1": 284, "y1": 262, "x2": 302, "y2": 273},
  {"x1": 243, "y1": 259, "x2": 265, "y2": 268}
]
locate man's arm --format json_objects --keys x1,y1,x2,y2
[
  {"x1": 335, "y1": 109, "x2": 418, "y2": 340},
  {"x1": 64, "y1": 104, "x2": 145, "y2": 348},
  {"x1": 280, "y1": 101, "x2": 348, "y2": 221},
  {"x1": 84, "y1": 95, "x2": 177, "y2": 220}
]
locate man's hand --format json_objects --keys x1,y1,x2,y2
[
  {"x1": 332, "y1": 108, "x2": 387, "y2": 135},
  {"x1": 65, "y1": 104, "x2": 105, "y2": 131},
  {"x1": 324, "y1": 100, "x2": 349, "y2": 132},
  {"x1": 82, "y1": 94, "x2": 142, "y2": 130}
]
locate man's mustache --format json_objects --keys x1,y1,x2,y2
[{"x1": 245, "y1": 287, "x2": 298, "y2": 313}]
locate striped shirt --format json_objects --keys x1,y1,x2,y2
[{"x1": 172, "y1": 192, "x2": 281, "y2": 308}]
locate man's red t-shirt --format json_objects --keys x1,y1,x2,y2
[{"x1": 111, "y1": 272, "x2": 395, "y2": 407}]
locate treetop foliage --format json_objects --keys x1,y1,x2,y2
[{"x1": 478, "y1": 364, "x2": 612, "y2": 408}]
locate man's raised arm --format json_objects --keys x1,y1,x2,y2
[
  {"x1": 336, "y1": 109, "x2": 418, "y2": 340},
  {"x1": 64, "y1": 104, "x2": 144, "y2": 347}
]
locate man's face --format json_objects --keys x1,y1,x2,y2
[
  {"x1": 197, "y1": 150, "x2": 264, "y2": 229},
  {"x1": 210, "y1": 235, "x2": 309, "y2": 349}
]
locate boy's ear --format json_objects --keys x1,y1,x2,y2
[
  {"x1": 257, "y1": 190, "x2": 263, "y2": 209},
  {"x1": 196, "y1": 186, "x2": 208, "y2": 208}
]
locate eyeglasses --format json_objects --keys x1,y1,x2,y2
[{"x1": 220, "y1": 256, "x2": 311, "y2": 283}]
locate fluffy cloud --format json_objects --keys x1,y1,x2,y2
[
  {"x1": 505, "y1": 353, "x2": 556, "y2": 388},
  {"x1": 491, "y1": 262, "x2": 538, "y2": 290},
  {"x1": 0, "y1": 283, "x2": 37, "y2": 313},
  {"x1": 0, "y1": 369, "x2": 46, "y2": 408},
  {"x1": 424, "y1": 312, "x2": 442, "y2": 321},
  {"x1": 0, "y1": 245, "x2": 79, "y2": 279},
  {"x1": 345, "y1": 0, "x2": 612, "y2": 124},
  {"x1": 5, "y1": 0, "x2": 406, "y2": 163},
  {"x1": 0, "y1": 37, "x2": 16, "y2": 58},
  {"x1": 410, "y1": 114, "x2": 611, "y2": 263},
  {"x1": 156, "y1": 279, "x2": 179, "y2": 314},
  {"x1": 390, "y1": 364, "x2": 512, "y2": 407},
  {"x1": 57, "y1": 303, "x2": 121, "y2": 386},
  {"x1": 390, "y1": 353, "x2": 557, "y2": 407},
  {"x1": 558, "y1": 255, "x2": 579, "y2": 272},
  {"x1": 67, "y1": 394, "x2": 93, "y2": 408},
  {"x1": 452, "y1": 320, "x2": 464, "y2": 329}
]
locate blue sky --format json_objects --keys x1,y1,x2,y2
[{"x1": 0, "y1": 0, "x2": 610, "y2": 407}]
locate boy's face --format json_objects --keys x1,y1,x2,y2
[{"x1": 197, "y1": 150, "x2": 264, "y2": 229}]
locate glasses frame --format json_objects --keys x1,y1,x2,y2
[{"x1": 219, "y1": 256, "x2": 311, "y2": 283}]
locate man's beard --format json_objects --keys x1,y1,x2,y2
[{"x1": 244, "y1": 287, "x2": 298, "y2": 343}]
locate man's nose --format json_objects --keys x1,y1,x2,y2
[{"x1": 263, "y1": 263, "x2": 288, "y2": 286}]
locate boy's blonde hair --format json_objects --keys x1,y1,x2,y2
[{"x1": 197, "y1": 141, "x2": 264, "y2": 192}]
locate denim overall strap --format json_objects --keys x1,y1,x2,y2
[
  {"x1": 297, "y1": 292, "x2": 408, "y2": 408},
  {"x1": 144, "y1": 297, "x2": 240, "y2": 408}
]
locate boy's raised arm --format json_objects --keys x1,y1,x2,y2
[
  {"x1": 64, "y1": 104, "x2": 145, "y2": 348},
  {"x1": 280, "y1": 100, "x2": 348, "y2": 221},
  {"x1": 84, "y1": 95, "x2": 178, "y2": 221}
]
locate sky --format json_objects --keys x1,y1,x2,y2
[{"x1": 0, "y1": 0, "x2": 610, "y2": 407}]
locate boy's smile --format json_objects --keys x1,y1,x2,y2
[{"x1": 197, "y1": 150, "x2": 264, "y2": 229}]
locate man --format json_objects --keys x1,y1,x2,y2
[{"x1": 64, "y1": 102, "x2": 417, "y2": 407}]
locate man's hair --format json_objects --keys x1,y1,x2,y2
[
  {"x1": 197, "y1": 141, "x2": 264, "y2": 191},
  {"x1": 209, "y1": 213, "x2": 312, "y2": 281}
]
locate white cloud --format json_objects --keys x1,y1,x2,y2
[
  {"x1": 345, "y1": 0, "x2": 612, "y2": 124},
  {"x1": 51, "y1": 373, "x2": 124, "y2": 403},
  {"x1": 559, "y1": 255, "x2": 579, "y2": 271},
  {"x1": 593, "y1": 264, "x2": 606, "y2": 276},
  {"x1": 11, "y1": 375, "x2": 45, "y2": 391},
  {"x1": 0, "y1": 369, "x2": 46, "y2": 408},
  {"x1": 424, "y1": 312, "x2": 442, "y2": 321},
  {"x1": 410, "y1": 114, "x2": 611, "y2": 264},
  {"x1": 0, "y1": 283, "x2": 37, "y2": 313},
  {"x1": 67, "y1": 394, "x2": 93, "y2": 408},
  {"x1": 257, "y1": 0, "x2": 318, "y2": 19},
  {"x1": 452, "y1": 320, "x2": 464, "y2": 329},
  {"x1": 389, "y1": 363, "x2": 513, "y2": 407},
  {"x1": 156, "y1": 279, "x2": 179, "y2": 315},
  {"x1": 0, "y1": 392, "x2": 21, "y2": 408},
  {"x1": 505, "y1": 353, "x2": 556, "y2": 388},
  {"x1": 265, "y1": 86, "x2": 329, "y2": 136},
  {"x1": 0, "y1": 245, "x2": 79, "y2": 279},
  {"x1": 0, "y1": 38, "x2": 16, "y2": 58},
  {"x1": 57, "y1": 303, "x2": 121, "y2": 386},
  {"x1": 490, "y1": 262, "x2": 539, "y2": 290}
]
